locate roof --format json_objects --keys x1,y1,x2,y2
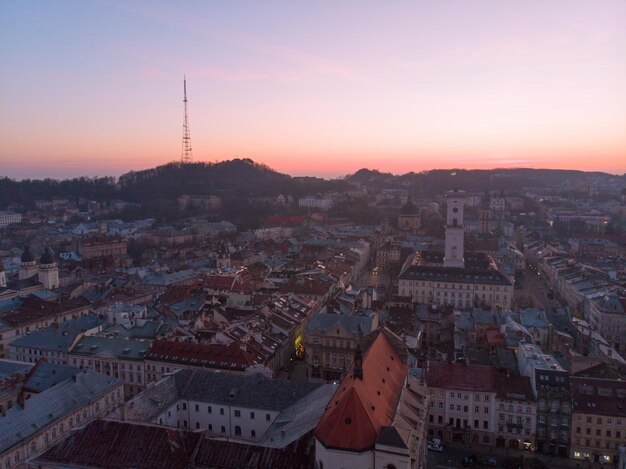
[
  {"x1": 305, "y1": 312, "x2": 373, "y2": 336},
  {"x1": 0, "y1": 370, "x2": 122, "y2": 453},
  {"x1": 23, "y1": 362, "x2": 82, "y2": 393},
  {"x1": 32, "y1": 420, "x2": 201, "y2": 469},
  {"x1": 145, "y1": 340, "x2": 258, "y2": 371},
  {"x1": 571, "y1": 377, "x2": 626, "y2": 417},
  {"x1": 70, "y1": 335, "x2": 150, "y2": 361},
  {"x1": 376, "y1": 426, "x2": 408, "y2": 449},
  {"x1": 173, "y1": 369, "x2": 321, "y2": 411},
  {"x1": 10, "y1": 314, "x2": 101, "y2": 351},
  {"x1": 193, "y1": 434, "x2": 315, "y2": 469},
  {"x1": 20, "y1": 245, "x2": 35, "y2": 263},
  {"x1": 399, "y1": 264, "x2": 511, "y2": 286},
  {"x1": 425, "y1": 361, "x2": 496, "y2": 392},
  {"x1": 314, "y1": 330, "x2": 408, "y2": 452}
]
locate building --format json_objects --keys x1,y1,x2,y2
[
  {"x1": 0, "y1": 211, "x2": 22, "y2": 229},
  {"x1": 77, "y1": 234, "x2": 127, "y2": 259},
  {"x1": 570, "y1": 376, "x2": 626, "y2": 466},
  {"x1": 494, "y1": 374, "x2": 536, "y2": 450},
  {"x1": 10, "y1": 314, "x2": 101, "y2": 365},
  {"x1": 398, "y1": 189, "x2": 513, "y2": 310},
  {"x1": 0, "y1": 369, "x2": 123, "y2": 468},
  {"x1": 444, "y1": 189, "x2": 465, "y2": 268},
  {"x1": 68, "y1": 336, "x2": 150, "y2": 397},
  {"x1": 398, "y1": 197, "x2": 421, "y2": 232},
  {"x1": 144, "y1": 340, "x2": 265, "y2": 384},
  {"x1": 425, "y1": 362, "x2": 497, "y2": 445},
  {"x1": 517, "y1": 343, "x2": 571, "y2": 457},
  {"x1": 298, "y1": 196, "x2": 332, "y2": 210},
  {"x1": 0, "y1": 296, "x2": 91, "y2": 359},
  {"x1": 177, "y1": 194, "x2": 221, "y2": 212},
  {"x1": 37, "y1": 248, "x2": 59, "y2": 290},
  {"x1": 314, "y1": 330, "x2": 429, "y2": 469},
  {"x1": 589, "y1": 292, "x2": 626, "y2": 354},
  {"x1": 303, "y1": 312, "x2": 377, "y2": 382},
  {"x1": 117, "y1": 368, "x2": 334, "y2": 442}
]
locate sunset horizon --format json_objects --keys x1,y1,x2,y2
[{"x1": 2, "y1": 1, "x2": 625, "y2": 180}]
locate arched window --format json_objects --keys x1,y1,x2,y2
[{"x1": 387, "y1": 465, "x2": 397, "y2": 469}]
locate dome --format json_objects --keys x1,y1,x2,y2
[
  {"x1": 40, "y1": 247, "x2": 55, "y2": 265},
  {"x1": 21, "y1": 245, "x2": 35, "y2": 263}
]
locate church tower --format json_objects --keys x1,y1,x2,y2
[
  {"x1": 19, "y1": 245, "x2": 38, "y2": 280},
  {"x1": 38, "y1": 247, "x2": 59, "y2": 289},
  {"x1": 443, "y1": 189, "x2": 465, "y2": 268},
  {"x1": 479, "y1": 190, "x2": 492, "y2": 234},
  {"x1": 216, "y1": 242, "x2": 231, "y2": 270}
]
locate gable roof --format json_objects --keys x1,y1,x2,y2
[{"x1": 314, "y1": 330, "x2": 407, "y2": 452}]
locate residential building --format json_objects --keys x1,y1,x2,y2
[
  {"x1": 303, "y1": 312, "x2": 377, "y2": 382},
  {"x1": 0, "y1": 211, "x2": 22, "y2": 229},
  {"x1": 570, "y1": 376, "x2": 626, "y2": 466},
  {"x1": 425, "y1": 362, "x2": 497, "y2": 446},
  {"x1": 494, "y1": 374, "x2": 536, "y2": 450},
  {"x1": 68, "y1": 336, "x2": 150, "y2": 397},
  {"x1": 517, "y1": 343, "x2": 571, "y2": 457},
  {"x1": 0, "y1": 369, "x2": 123, "y2": 468}
]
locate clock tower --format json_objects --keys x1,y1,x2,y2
[{"x1": 444, "y1": 189, "x2": 465, "y2": 268}]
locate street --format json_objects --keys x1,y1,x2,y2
[
  {"x1": 426, "y1": 440, "x2": 580, "y2": 468},
  {"x1": 514, "y1": 265, "x2": 561, "y2": 312}
]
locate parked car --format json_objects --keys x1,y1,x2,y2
[
  {"x1": 427, "y1": 438, "x2": 444, "y2": 452},
  {"x1": 482, "y1": 457, "x2": 498, "y2": 466}
]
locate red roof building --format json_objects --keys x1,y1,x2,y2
[{"x1": 314, "y1": 329, "x2": 429, "y2": 468}]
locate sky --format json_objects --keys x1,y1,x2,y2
[{"x1": 1, "y1": 1, "x2": 625, "y2": 180}]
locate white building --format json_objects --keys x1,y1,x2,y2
[
  {"x1": 298, "y1": 196, "x2": 332, "y2": 210},
  {"x1": 0, "y1": 211, "x2": 22, "y2": 229}
]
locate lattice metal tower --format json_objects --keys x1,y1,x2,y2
[{"x1": 181, "y1": 76, "x2": 193, "y2": 163}]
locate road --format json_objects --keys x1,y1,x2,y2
[
  {"x1": 426, "y1": 440, "x2": 578, "y2": 469},
  {"x1": 514, "y1": 265, "x2": 561, "y2": 312}
]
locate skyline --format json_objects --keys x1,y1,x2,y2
[{"x1": 1, "y1": 1, "x2": 626, "y2": 180}]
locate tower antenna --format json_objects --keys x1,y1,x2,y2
[{"x1": 181, "y1": 76, "x2": 193, "y2": 163}]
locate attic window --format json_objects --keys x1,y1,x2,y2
[
  {"x1": 386, "y1": 367, "x2": 390, "y2": 372},
  {"x1": 371, "y1": 405, "x2": 376, "y2": 411},
  {"x1": 345, "y1": 417, "x2": 352, "y2": 425},
  {"x1": 382, "y1": 378, "x2": 386, "y2": 383},
  {"x1": 337, "y1": 329, "x2": 340, "y2": 334},
  {"x1": 377, "y1": 391, "x2": 381, "y2": 396}
]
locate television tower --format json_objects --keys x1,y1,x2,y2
[{"x1": 181, "y1": 76, "x2": 193, "y2": 163}]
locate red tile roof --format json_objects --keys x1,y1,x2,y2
[
  {"x1": 145, "y1": 340, "x2": 258, "y2": 371},
  {"x1": 426, "y1": 361, "x2": 496, "y2": 392},
  {"x1": 33, "y1": 420, "x2": 200, "y2": 469},
  {"x1": 314, "y1": 331, "x2": 407, "y2": 452}
]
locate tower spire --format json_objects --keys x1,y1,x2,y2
[{"x1": 181, "y1": 76, "x2": 193, "y2": 163}]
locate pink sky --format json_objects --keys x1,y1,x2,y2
[{"x1": 1, "y1": 1, "x2": 625, "y2": 179}]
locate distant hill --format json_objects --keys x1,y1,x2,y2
[
  {"x1": 118, "y1": 159, "x2": 297, "y2": 200},
  {"x1": 345, "y1": 167, "x2": 624, "y2": 195}
]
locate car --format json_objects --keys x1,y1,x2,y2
[
  {"x1": 427, "y1": 442, "x2": 444, "y2": 452},
  {"x1": 427, "y1": 438, "x2": 444, "y2": 452},
  {"x1": 482, "y1": 458, "x2": 497, "y2": 466}
]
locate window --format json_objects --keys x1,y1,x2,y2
[
  {"x1": 484, "y1": 407, "x2": 489, "y2": 414},
  {"x1": 266, "y1": 413, "x2": 271, "y2": 421},
  {"x1": 235, "y1": 426, "x2": 241, "y2": 436},
  {"x1": 251, "y1": 430, "x2": 256, "y2": 437},
  {"x1": 182, "y1": 402, "x2": 187, "y2": 410},
  {"x1": 208, "y1": 406, "x2": 212, "y2": 414},
  {"x1": 234, "y1": 410, "x2": 241, "y2": 417},
  {"x1": 250, "y1": 411, "x2": 255, "y2": 420},
  {"x1": 221, "y1": 426, "x2": 226, "y2": 433},
  {"x1": 208, "y1": 424, "x2": 213, "y2": 431},
  {"x1": 195, "y1": 404, "x2": 199, "y2": 412},
  {"x1": 220, "y1": 408, "x2": 225, "y2": 415},
  {"x1": 483, "y1": 421, "x2": 488, "y2": 429}
]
